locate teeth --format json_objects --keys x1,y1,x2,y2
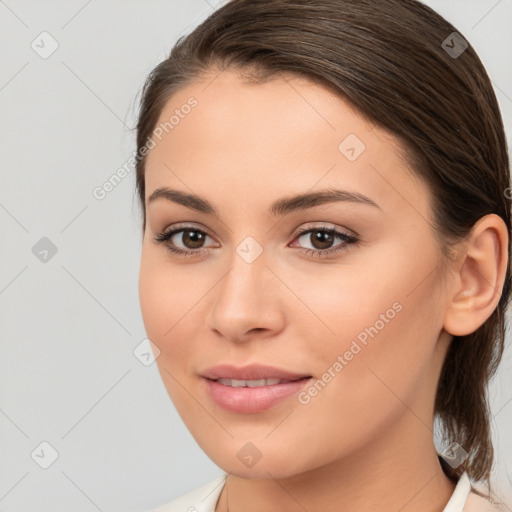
[{"x1": 217, "y1": 378, "x2": 284, "y2": 387}]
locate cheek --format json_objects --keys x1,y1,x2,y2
[
  {"x1": 294, "y1": 243, "x2": 443, "y2": 422},
  {"x1": 271, "y1": 243, "x2": 408, "y2": 357},
  {"x1": 139, "y1": 246, "x2": 200, "y2": 339},
  {"x1": 308, "y1": 239, "x2": 443, "y2": 357},
  {"x1": 139, "y1": 260, "x2": 169, "y2": 343},
  {"x1": 138, "y1": 248, "x2": 214, "y2": 387},
  {"x1": 139, "y1": 251, "x2": 186, "y2": 362},
  {"x1": 139, "y1": 257, "x2": 197, "y2": 413},
  {"x1": 291, "y1": 299, "x2": 440, "y2": 463}
]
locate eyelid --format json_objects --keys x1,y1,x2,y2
[
  {"x1": 161, "y1": 221, "x2": 216, "y2": 240},
  {"x1": 291, "y1": 221, "x2": 358, "y2": 239}
]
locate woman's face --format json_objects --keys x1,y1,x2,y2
[{"x1": 138, "y1": 69, "x2": 454, "y2": 478}]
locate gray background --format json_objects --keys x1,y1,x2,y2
[{"x1": 0, "y1": 1, "x2": 511, "y2": 510}]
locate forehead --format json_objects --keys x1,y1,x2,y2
[
  {"x1": 152, "y1": 68, "x2": 374, "y2": 146},
  {"x1": 144, "y1": 69, "x2": 429, "y2": 220}
]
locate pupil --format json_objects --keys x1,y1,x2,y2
[
  {"x1": 184, "y1": 230, "x2": 204, "y2": 248},
  {"x1": 312, "y1": 230, "x2": 333, "y2": 249}
]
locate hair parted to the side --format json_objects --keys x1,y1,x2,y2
[{"x1": 134, "y1": 0, "x2": 511, "y2": 494}]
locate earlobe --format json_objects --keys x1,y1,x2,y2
[{"x1": 443, "y1": 214, "x2": 509, "y2": 337}]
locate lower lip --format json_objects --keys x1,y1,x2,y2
[{"x1": 203, "y1": 377, "x2": 312, "y2": 414}]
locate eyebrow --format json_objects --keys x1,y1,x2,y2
[{"x1": 147, "y1": 187, "x2": 381, "y2": 217}]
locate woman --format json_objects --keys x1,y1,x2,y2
[{"x1": 135, "y1": 0, "x2": 511, "y2": 510}]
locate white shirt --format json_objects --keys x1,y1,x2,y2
[{"x1": 149, "y1": 471, "x2": 504, "y2": 512}]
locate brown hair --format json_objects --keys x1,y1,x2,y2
[{"x1": 134, "y1": 0, "x2": 511, "y2": 495}]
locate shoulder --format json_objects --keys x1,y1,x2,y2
[
  {"x1": 464, "y1": 491, "x2": 509, "y2": 512},
  {"x1": 148, "y1": 474, "x2": 227, "y2": 512}
]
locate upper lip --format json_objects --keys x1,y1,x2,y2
[{"x1": 201, "y1": 364, "x2": 311, "y2": 381}]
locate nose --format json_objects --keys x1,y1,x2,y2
[{"x1": 205, "y1": 245, "x2": 286, "y2": 343}]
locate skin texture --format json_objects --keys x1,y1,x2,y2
[{"x1": 138, "y1": 69, "x2": 508, "y2": 512}]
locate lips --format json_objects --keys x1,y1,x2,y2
[
  {"x1": 201, "y1": 363, "x2": 311, "y2": 382},
  {"x1": 200, "y1": 364, "x2": 313, "y2": 413}
]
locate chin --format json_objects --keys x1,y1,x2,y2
[{"x1": 196, "y1": 437, "x2": 313, "y2": 480}]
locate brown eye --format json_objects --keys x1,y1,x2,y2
[
  {"x1": 307, "y1": 230, "x2": 336, "y2": 250},
  {"x1": 292, "y1": 225, "x2": 359, "y2": 258},
  {"x1": 153, "y1": 225, "x2": 216, "y2": 256},
  {"x1": 179, "y1": 229, "x2": 207, "y2": 249}
]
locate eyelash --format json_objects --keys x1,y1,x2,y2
[{"x1": 153, "y1": 223, "x2": 360, "y2": 259}]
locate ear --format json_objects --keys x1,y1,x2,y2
[{"x1": 443, "y1": 213, "x2": 509, "y2": 337}]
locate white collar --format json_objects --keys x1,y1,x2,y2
[{"x1": 443, "y1": 472, "x2": 472, "y2": 512}]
